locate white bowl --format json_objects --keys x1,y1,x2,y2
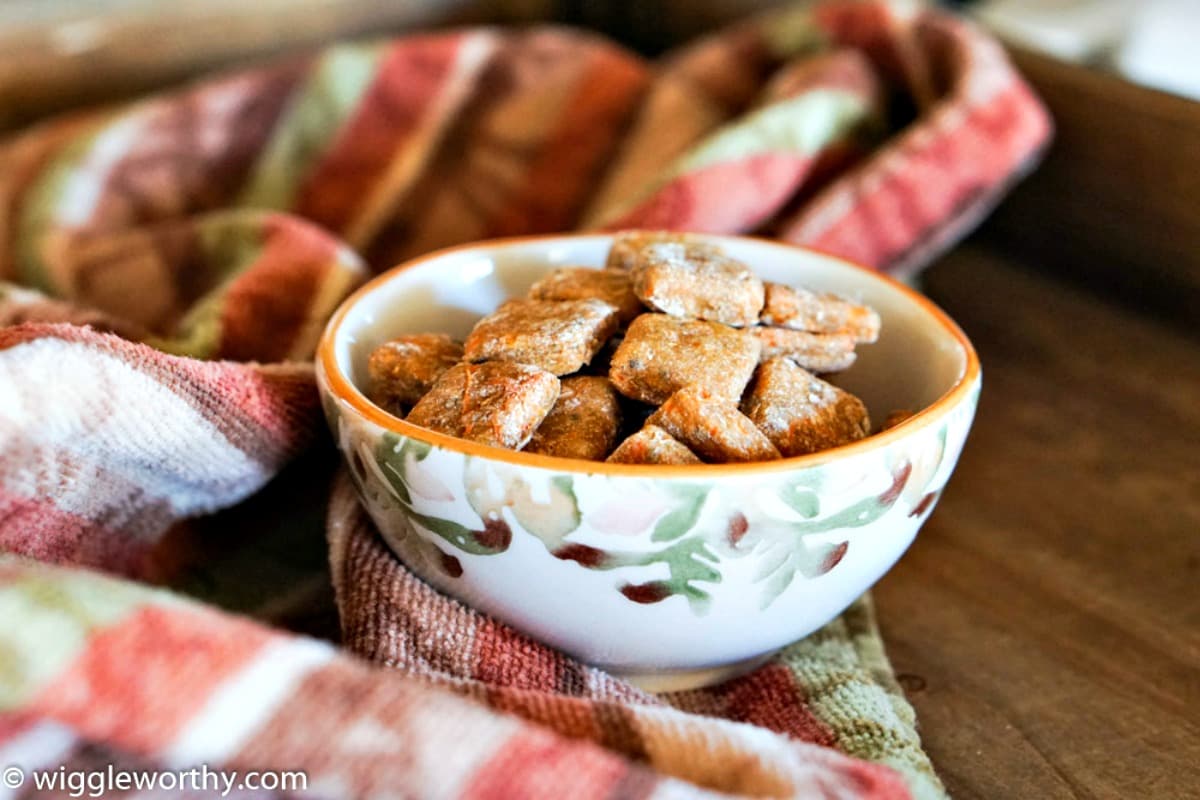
[{"x1": 317, "y1": 234, "x2": 980, "y2": 690}]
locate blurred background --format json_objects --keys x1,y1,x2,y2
[
  {"x1": 3, "y1": 0, "x2": 1198, "y2": 130},
  {"x1": 2, "y1": 0, "x2": 1197, "y2": 317},
  {"x1": 2, "y1": 8, "x2": 1195, "y2": 795}
]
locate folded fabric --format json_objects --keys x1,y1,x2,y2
[
  {"x1": 328, "y1": 475, "x2": 944, "y2": 799},
  {"x1": 0, "y1": 552, "x2": 912, "y2": 799},
  {"x1": 0, "y1": 0, "x2": 1049, "y2": 580},
  {"x1": 0, "y1": 2, "x2": 1051, "y2": 797}
]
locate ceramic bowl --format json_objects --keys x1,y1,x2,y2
[{"x1": 317, "y1": 234, "x2": 980, "y2": 690}]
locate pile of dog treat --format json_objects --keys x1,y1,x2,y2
[{"x1": 367, "y1": 232, "x2": 885, "y2": 465}]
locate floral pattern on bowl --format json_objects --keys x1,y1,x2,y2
[
  {"x1": 328, "y1": 384, "x2": 974, "y2": 619},
  {"x1": 316, "y1": 233, "x2": 982, "y2": 685}
]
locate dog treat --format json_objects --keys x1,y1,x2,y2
[
  {"x1": 605, "y1": 230, "x2": 721, "y2": 272},
  {"x1": 464, "y1": 298, "x2": 620, "y2": 375},
  {"x1": 760, "y1": 282, "x2": 881, "y2": 342},
  {"x1": 609, "y1": 313, "x2": 761, "y2": 405},
  {"x1": 370, "y1": 231, "x2": 886, "y2": 464},
  {"x1": 629, "y1": 242, "x2": 765, "y2": 327},
  {"x1": 407, "y1": 362, "x2": 559, "y2": 449},
  {"x1": 525, "y1": 376, "x2": 622, "y2": 460},
  {"x1": 742, "y1": 357, "x2": 870, "y2": 456},
  {"x1": 606, "y1": 425, "x2": 702, "y2": 465},
  {"x1": 529, "y1": 267, "x2": 642, "y2": 323},
  {"x1": 367, "y1": 333, "x2": 463, "y2": 413},
  {"x1": 648, "y1": 385, "x2": 781, "y2": 463},
  {"x1": 752, "y1": 328, "x2": 858, "y2": 373}
]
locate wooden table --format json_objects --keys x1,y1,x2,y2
[
  {"x1": 873, "y1": 245, "x2": 1200, "y2": 799},
  {"x1": 47, "y1": 6, "x2": 1188, "y2": 791},
  {"x1": 183, "y1": 237, "x2": 1198, "y2": 799}
]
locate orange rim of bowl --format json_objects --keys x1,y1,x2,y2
[{"x1": 318, "y1": 233, "x2": 981, "y2": 478}]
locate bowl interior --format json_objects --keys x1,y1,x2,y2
[{"x1": 332, "y1": 235, "x2": 969, "y2": 431}]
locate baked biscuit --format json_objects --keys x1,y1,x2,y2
[
  {"x1": 463, "y1": 298, "x2": 620, "y2": 376},
  {"x1": 629, "y1": 242, "x2": 765, "y2": 327},
  {"x1": 367, "y1": 333, "x2": 463, "y2": 413},
  {"x1": 407, "y1": 362, "x2": 559, "y2": 450},
  {"x1": 525, "y1": 376, "x2": 622, "y2": 460},
  {"x1": 648, "y1": 385, "x2": 780, "y2": 463},
  {"x1": 605, "y1": 230, "x2": 720, "y2": 272},
  {"x1": 760, "y1": 282, "x2": 881, "y2": 343},
  {"x1": 609, "y1": 314, "x2": 761, "y2": 404},
  {"x1": 752, "y1": 328, "x2": 858, "y2": 373},
  {"x1": 742, "y1": 357, "x2": 870, "y2": 456},
  {"x1": 528, "y1": 267, "x2": 642, "y2": 324},
  {"x1": 606, "y1": 425, "x2": 701, "y2": 465}
]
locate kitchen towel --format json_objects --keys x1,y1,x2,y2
[{"x1": 0, "y1": 2, "x2": 1050, "y2": 797}]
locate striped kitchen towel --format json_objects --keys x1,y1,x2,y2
[
  {"x1": 326, "y1": 473, "x2": 944, "y2": 799},
  {"x1": 0, "y1": 2, "x2": 1050, "y2": 797},
  {"x1": 0, "y1": 551, "x2": 917, "y2": 799}
]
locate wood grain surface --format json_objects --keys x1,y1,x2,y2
[
  {"x1": 979, "y1": 49, "x2": 1200, "y2": 326},
  {"x1": 875, "y1": 245, "x2": 1200, "y2": 799},
  {"x1": 9, "y1": 3, "x2": 1195, "y2": 794},
  {"x1": 184, "y1": 241, "x2": 1200, "y2": 798}
]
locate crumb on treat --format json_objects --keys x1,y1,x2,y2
[
  {"x1": 606, "y1": 424, "x2": 702, "y2": 465},
  {"x1": 605, "y1": 230, "x2": 721, "y2": 272},
  {"x1": 463, "y1": 298, "x2": 620, "y2": 376},
  {"x1": 407, "y1": 361, "x2": 560, "y2": 450},
  {"x1": 609, "y1": 313, "x2": 761, "y2": 405},
  {"x1": 742, "y1": 357, "x2": 870, "y2": 456},
  {"x1": 525, "y1": 376, "x2": 622, "y2": 460},
  {"x1": 529, "y1": 267, "x2": 642, "y2": 323},
  {"x1": 386, "y1": 233, "x2": 885, "y2": 465},
  {"x1": 629, "y1": 241, "x2": 765, "y2": 327},
  {"x1": 760, "y1": 282, "x2": 881, "y2": 343},
  {"x1": 648, "y1": 384, "x2": 781, "y2": 463},
  {"x1": 367, "y1": 333, "x2": 463, "y2": 414},
  {"x1": 751, "y1": 328, "x2": 858, "y2": 373}
]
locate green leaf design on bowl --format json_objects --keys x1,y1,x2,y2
[
  {"x1": 361, "y1": 423, "x2": 950, "y2": 614},
  {"x1": 650, "y1": 485, "x2": 708, "y2": 542},
  {"x1": 374, "y1": 433, "x2": 512, "y2": 556},
  {"x1": 463, "y1": 459, "x2": 581, "y2": 549}
]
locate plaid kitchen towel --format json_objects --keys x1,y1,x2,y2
[
  {"x1": 0, "y1": 551, "x2": 915, "y2": 800},
  {"x1": 0, "y1": 1, "x2": 1051, "y2": 797},
  {"x1": 326, "y1": 474, "x2": 944, "y2": 799}
]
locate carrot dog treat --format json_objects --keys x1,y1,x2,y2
[
  {"x1": 525, "y1": 376, "x2": 622, "y2": 460},
  {"x1": 752, "y1": 328, "x2": 858, "y2": 373},
  {"x1": 647, "y1": 385, "x2": 780, "y2": 463},
  {"x1": 407, "y1": 362, "x2": 559, "y2": 450},
  {"x1": 463, "y1": 298, "x2": 620, "y2": 376},
  {"x1": 529, "y1": 267, "x2": 642, "y2": 324},
  {"x1": 609, "y1": 314, "x2": 761, "y2": 405},
  {"x1": 377, "y1": 232, "x2": 885, "y2": 464},
  {"x1": 367, "y1": 333, "x2": 463, "y2": 413},
  {"x1": 605, "y1": 230, "x2": 721, "y2": 272},
  {"x1": 742, "y1": 357, "x2": 870, "y2": 456},
  {"x1": 607, "y1": 425, "x2": 702, "y2": 465},
  {"x1": 629, "y1": 241, "x2": 765, "y2": 327},
  {"x1": 404, "y1": 364, "x2": 470, "y2": 436},
  {"x1": 760, "y1": 282, "x2": 881, "y2": 343}
]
